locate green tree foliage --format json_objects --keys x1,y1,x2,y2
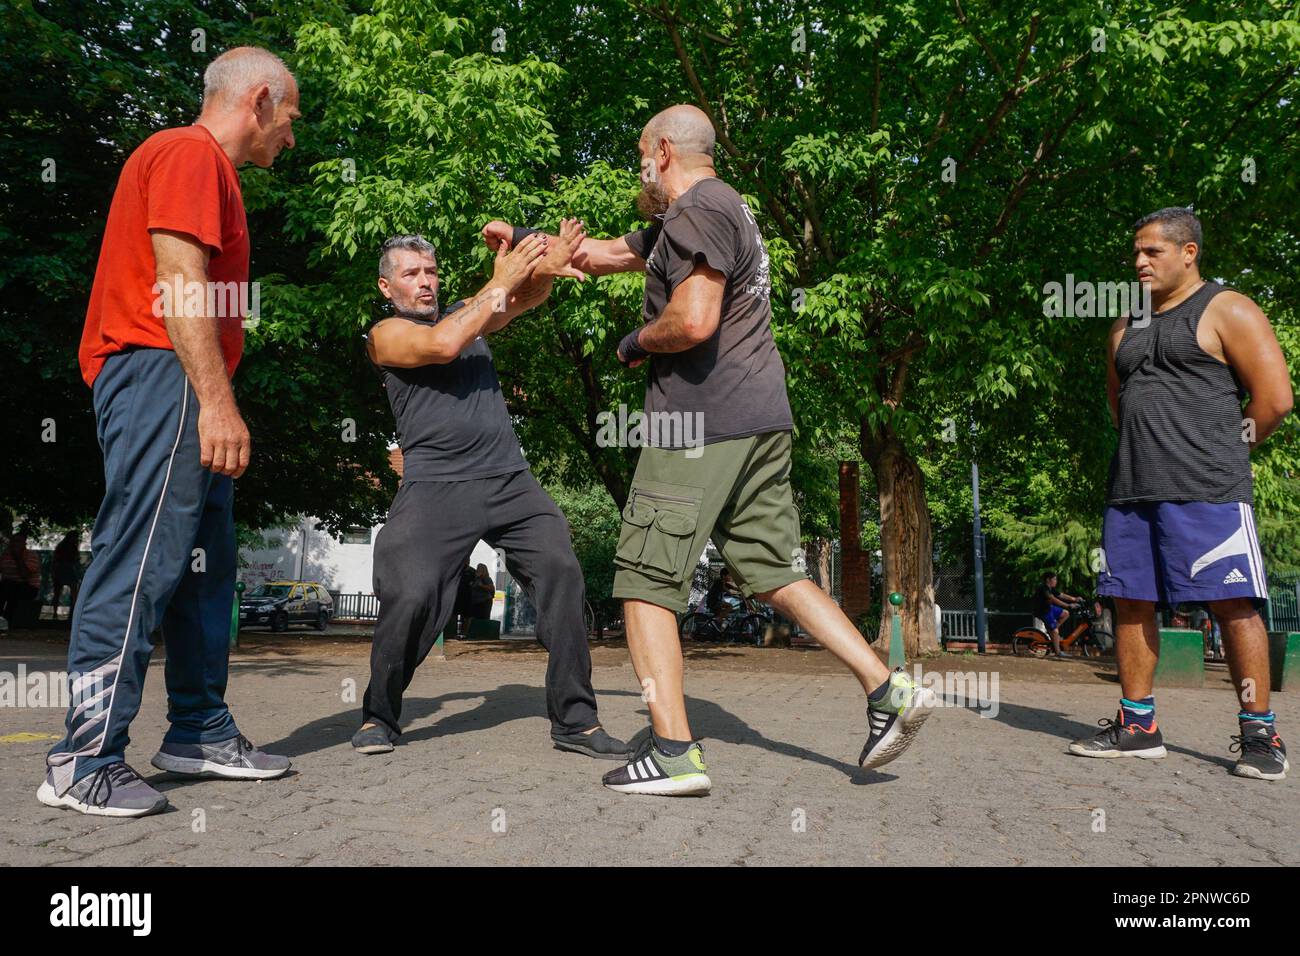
[{"x1": 3, "y1": 1, "x2": 1297, "y2": 633}]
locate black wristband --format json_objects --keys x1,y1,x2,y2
[
  {"x1": 511, "y1": 226, "x2": 541, "y2": 247},
  {"x1": 618, "y1": 328, "x2": 650, "y2": 365}
]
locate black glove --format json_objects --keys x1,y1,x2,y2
[
  {"x1": 511, "y1": 225, "x2": 541, "y2": 247},
  {"x1": 618, "y1": 328, "x2": 650, "y2": 366}
]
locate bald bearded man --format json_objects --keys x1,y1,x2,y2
[{"x1": 484, "y1": 105, "x2": 936, "y2": 797}]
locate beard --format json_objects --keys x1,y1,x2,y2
[
  {"x1": 636, "y1": 179, "x2": 671, "y2": 220},
  {"x1": 395, "y1": 292, "x2": 439, "y2": 320}
]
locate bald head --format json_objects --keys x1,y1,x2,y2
[
  {"x1": 203, "y1": 46, "x2": 295, "y2": 111},
  {"x1": 641, "y1": 105, "x2": 716, "y2": 161}
]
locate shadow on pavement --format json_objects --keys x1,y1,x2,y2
[
  {"x1": 978, "y1": 698, "x2": 1230, "y2": 768},
  {"x1": 267, "y1": 684, "x2": 874, "y2": 781}
]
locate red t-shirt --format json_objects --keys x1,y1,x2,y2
[{"x1": 79, "y1": 125, "x2": 249, "y2": 387}]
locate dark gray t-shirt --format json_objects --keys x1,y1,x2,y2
[
  {"x1": 370, "y1": 302, "x2": 528, "y2": 481},
  {"x1": 624, "y1": 177, "x2": 793, "y2": 448}
]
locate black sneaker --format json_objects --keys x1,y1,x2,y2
[
  {"x1": 1068, "y1": 711, "x2": 1167, "y2": 759},
  {"x1": 552, "y1": 726, "x2": 630, "y2": 760},
  {"x1": 1230, "y1": 720, "x2": 1289, "y2": 781},
  {"x1": 351, "y1": 723, "x2": 396, "y2": 755},
  {"x1": 859, "y1": 668, "x2": 937, "y2": 770},
  {"x1": 36, "y1": 763, "x2": 169, "y2": 818},
  {"x1": 151, "y1": 734, "x2": 290, "y2": 779},
  {"x1": 602, "y1": 734, "x2": 711, "y2": 796}
]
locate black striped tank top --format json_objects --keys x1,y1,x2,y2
[{"x1": 1106, "y1": 281, "x2": 1251, "y2": 504}]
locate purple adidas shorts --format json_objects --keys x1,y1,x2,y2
[{"x1": 1098, "y1": 501, "x2": 1268, "y2": 605}]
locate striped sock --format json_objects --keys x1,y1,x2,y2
[
  {"x1": 1121, "y1": 696, "x2": 1156, "y2": 732},
  {"x1": 1238, "y1": 710, "x2": 1274, "y2": 724}
]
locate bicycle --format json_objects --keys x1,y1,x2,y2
[
  {"x1": 1011, "y1": 599, "x2": 1112, "y2": 658},
  {"x1": 678, "y1": 594, "x2": 774, "y2": 646}
]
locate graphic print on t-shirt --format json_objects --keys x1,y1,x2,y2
[{"x1": 633, "y1": 177, "x2": 793, "y2": 447}]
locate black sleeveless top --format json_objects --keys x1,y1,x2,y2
[
  {"x1": 372, "y1": 303, "x2": 528, "y2": 482},
  {"x1": 1107, "y1": 281, "x2": 1251, "y2": 504}
]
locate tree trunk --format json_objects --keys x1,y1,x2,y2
[
  {"x1": 807, "y1": 537, "x2": 833, "y2": 595},
  {"x1": 862, "y1": 424, "x2": 940, "y2": 658}
]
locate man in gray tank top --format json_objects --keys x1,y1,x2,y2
[
  {"x1": 351, "y1": 230, "x2": 629, "y2": 761},
  {"x1": 1070, "y1": 207, "x2": 1293, "y2": 781}
]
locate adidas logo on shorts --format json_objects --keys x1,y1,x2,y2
[{"x1": 1223, "y1": 568, "x2": 1248, "y2": 585}]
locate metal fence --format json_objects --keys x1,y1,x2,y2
[
  {"x1": 1268, "y1": 575, "x2": 1300, "y2": 632},
  {"x1": 941, "y1": 610, "x2": 1034, "y2": 643},
  {"x1": 330, "y1": 591, "x2": 380, "y2": 622},
  {"x1": 325, "y1": 574, "x2": 1300, "y2": 634}
]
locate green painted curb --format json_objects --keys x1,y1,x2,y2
[
  {"x1": 1267, "y1": 631, "x2": 1300, "y2": 692},
  {"x1": 1155, "y1": 629, "x2": 1204, "y2": 687}
]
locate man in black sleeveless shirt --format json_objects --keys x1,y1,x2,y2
[
  {"x1": 351, "y1": 231, "x2": 629, "y2": 760},
  {"x1": 1070, "y1": 207, "x2": 1293, "y2": 781}
]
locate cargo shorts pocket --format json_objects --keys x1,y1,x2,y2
[{"x1": 614, "y1": 485, "x2": 703, "y2": 584}]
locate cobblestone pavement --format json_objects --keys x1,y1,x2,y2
[{"x1": 1, "y1": 636, "x2": 1295, "y2": 866}]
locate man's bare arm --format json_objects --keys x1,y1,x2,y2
[
  {"x1": 1106, "y1": 315, "x2": 1127, "y2": 429},
  {"x1": 482, "y1": 219, "x2": 645, "y2": 277},
  {"x1": 368, "y1": 234, "x2": 548, "y2": 366},
  {"x1": 152, "y1": 229, "x2": 249, "y2": 478},
  {"x1": 484, "y1": 275, "x2": 555, "y2": 334},
  {"x1": 618, "y1": 264, "x2": 725, "y2": 365},
  {"x1": 571, "y1": 234, "x2": 647, "y2": 277},
  {"x1": 1214, "y1": 292, "x2": 1294, "y2": 448},
  {"x1": 367, "y1": 289, "x2": 513, "y2": 367}
]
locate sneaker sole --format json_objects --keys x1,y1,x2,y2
[
  {"x1": 150, "y1": 752, "x2": 289, "y2": 779},
  {"x1": 604, "y1": 773, "x2": 712, "y2": 796},
  {"x1": 860, "y1": 688, "x2": 937, "y2": 770},
  {"x1": 1232, "y1": 757, "x2": 1289, "y2": 781},
  {"x1": 1067, "y1": 743, "x2": 1167, "y2": 759},
  {"x1": 353, "y1": 742, "x2": 395, "y2": 755},
  {"x1": 36, "y1": 781, "x2": 168, "y2": 818},
  {"x1": 552, "y1": 739, "x2": 631, "y2": 760}
]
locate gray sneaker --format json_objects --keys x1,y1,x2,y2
[
  {"x1": 151, "y1": 734, "x2": 290, "y2": 779},
  {"x1": 37, "y1": 763, "x2": 170, "y2": 818}
]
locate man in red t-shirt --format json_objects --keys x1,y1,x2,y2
[{"x1": 41, "y1": 47, "x2": 301, "y2": 818}]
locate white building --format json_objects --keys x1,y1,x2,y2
[{"x1": 239, "y1": 517, "x2": 507, "y2": 624}]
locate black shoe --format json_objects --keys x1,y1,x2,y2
[
  {"x1": 1230, "y1": 720, "x2": 1289, "y2": 781},
  {"x1": 552, "y1": 726, "x2": 629, "y2": 760},
  {"x1": 1068, "y1": 711, "x2": 1167, "y2": 758},
  {"x1": 351, "y1": 723, "x2": 396, "y2": 754}
]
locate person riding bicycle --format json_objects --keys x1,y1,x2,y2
[
  {"x1": 705, "y1": 569, "x2": 753, "y2": 626},
  {"x1": 1032, "y1": 571, "x2": 1084, "y2": 659}
]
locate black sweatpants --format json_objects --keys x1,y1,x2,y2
[{"x1": 363, "y1": 469, "x2": 598, "y2": 737}]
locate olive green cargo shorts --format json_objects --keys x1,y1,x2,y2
[{"x1": 611, "y1": 430, "x2": 807, "y2": 612}]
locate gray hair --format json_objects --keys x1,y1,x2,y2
[
  {"x1": 379, "y1": 234, "x2": 438, "y2": 278},
  {"x1": 203, "y1": 46, "x2": 293, "y2": 109},
  {"x1": 1133, "y1": 206, "x2": 1203, "y2": 265}
]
